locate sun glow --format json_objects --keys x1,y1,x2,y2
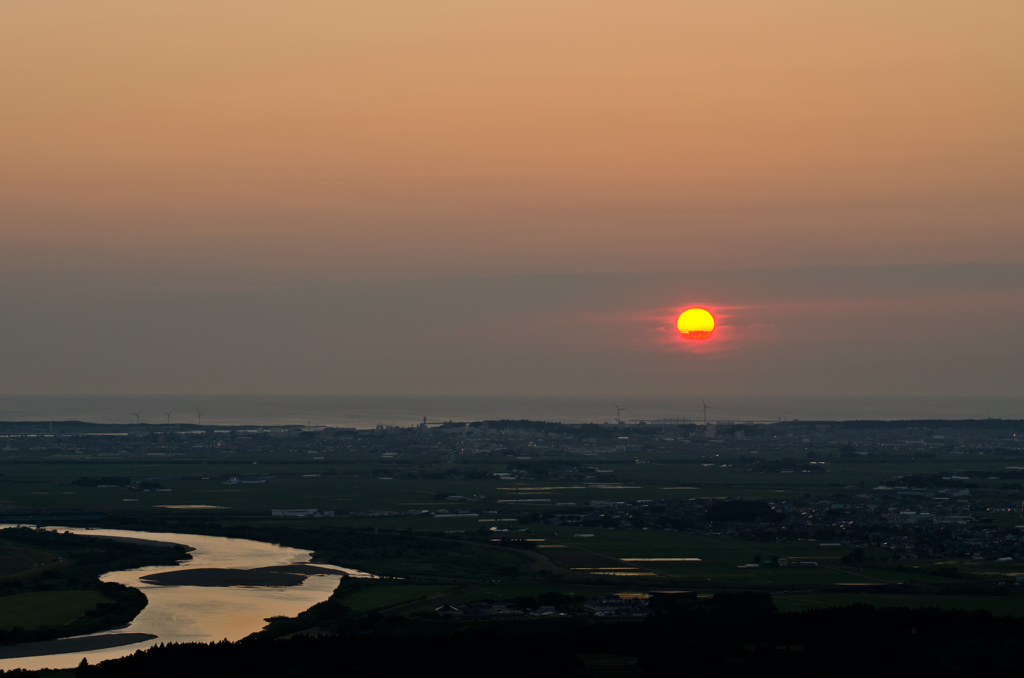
[{"x1": 676, "y1": 308, "x2": 715, "y2": 340}]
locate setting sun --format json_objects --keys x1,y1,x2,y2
[{"x1": 677, "y1": 308, "x2": 715, "y2": 340}]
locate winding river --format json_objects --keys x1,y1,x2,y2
[{"x1": 0, "y1": 527, "x2": 372, "y2": 671}]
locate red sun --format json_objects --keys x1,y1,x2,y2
[{"x1": 676, "y1": 308, "x2": 715, "y2": 340}]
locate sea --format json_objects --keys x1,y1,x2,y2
[{"x1": 0, "y1": 394, "x2": 1021, "y2": 429}]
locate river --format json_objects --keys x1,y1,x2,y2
[{"x1": 0, "y1": 527, "x2": 372, "y2": 671}]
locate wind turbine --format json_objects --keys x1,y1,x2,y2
[
  {"x1": 133, "y1": 411, "x2": 141, "y2": 425},
  {"x1": 614, "y1": 403, "x2": 626, "y2": 424},
  {"x1": 165, "y1": 411, "x2": 172, "y2": 425},
  {"x1": 196, "y1": 411, "x2": 202, "y2": 427},
  {"x1": 701, "y1": 398, "x2": 713, "y2": 426}
]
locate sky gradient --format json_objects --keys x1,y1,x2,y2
[{"x1": 2, "y1": 1, "x2": 1022, "y2": 397}]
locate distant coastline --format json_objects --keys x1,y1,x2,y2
[{"x1": 0, "y1": 394, "x2": 1021, "y2": 430}]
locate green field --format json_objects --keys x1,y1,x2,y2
[
  {"x1": 0, "y1": 445, "x2": 1019, "y2": 517},
  {"x1": 0, "y1": 590, "x2": 112, "y2": 630},
  {"x1": 336, "y1": 583, "x2": 457, "y2": 613},
  {"x1": 4, "y1": 426, "x2": 1024, "y2": 624}
]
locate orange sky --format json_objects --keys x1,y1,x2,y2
[{"x1": 1, "y1": 2, "x2": 1022, "y2": 395}]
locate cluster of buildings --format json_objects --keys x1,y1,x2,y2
[{"x1": 435, "y1": 593, "x2": 650, "y2": 619}]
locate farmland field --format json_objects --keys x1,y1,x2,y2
[{"x1": 3, "y1": 419, "x2": 1024, "y2": 620}]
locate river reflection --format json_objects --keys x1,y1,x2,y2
[{"x1": 0, "y1": 527, "x2": 372, "y2": 671}]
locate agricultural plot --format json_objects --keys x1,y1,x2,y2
[{"x1": 3, "y1": 420, "x2": 1024, "y2": 621}]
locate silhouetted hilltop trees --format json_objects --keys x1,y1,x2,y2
[{"x1": 59, "y1": 604, "x2": 1024, "y2": 678}]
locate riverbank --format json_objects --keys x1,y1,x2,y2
[
  {"x1": 0, "y1": 529, "x2": 364, "y2": 672},
  {"x1": 0, "y1": 529, "x2": 190, "y2": 650},
  {"x1": 0, "y1": 633, "x2": 157, "y2": 660}
]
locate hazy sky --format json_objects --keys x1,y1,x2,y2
[{"x1": 2, "y1": 1, "x2": 1022, "y2": 396}]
